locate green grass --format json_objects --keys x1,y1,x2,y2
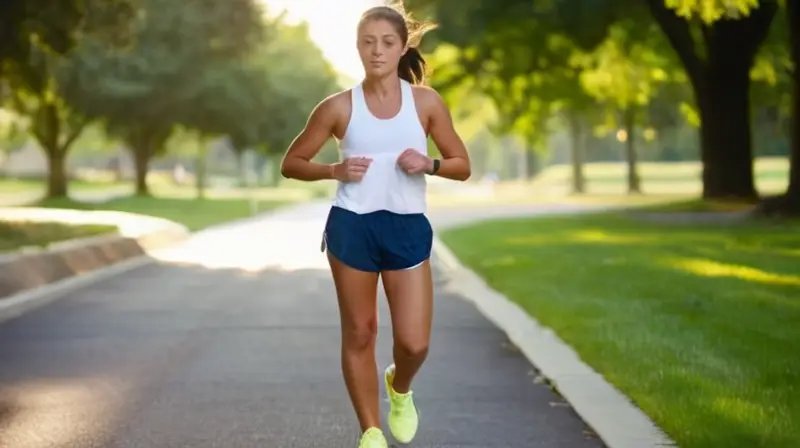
[
  {"x1": 0, "y1": 177, "x2": 124, "y2": 192},
  {"x1": 502, "y1": 156, "x2": 789, "y2": 197},
  {"x1": 633, "y1": 198, "x2": 760, "y2": 213},
  {"x1": 0, "y1": 220, "x2": 117, "y2": 252},
  {"x1": 35, "y1": 195, "x2": 290, "y2": 231},
  {"x1": 441, "y1": 206, "x2": 800, "y2": 448}
]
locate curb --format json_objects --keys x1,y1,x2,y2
[
  {"x1": 0, "y1": 255, "x2": 154, "y2": 324},
  {"x1": 0, "y1": 212, "x2": 190, "y2": 324},
  {"x1": 431, "y1": 236, "x2": 677, "y2": 448}
]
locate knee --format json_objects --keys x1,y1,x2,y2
[
  {"x1": 342, "y1": 317, "x2": 378, "y2": 351},
  {"x1": 395, "y1": 338, "x2": 429, "y2": 362}
]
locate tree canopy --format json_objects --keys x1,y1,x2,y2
[
  {"x1": 407, "y1": 0, "x2": 795, "y2": 206},
  {"x1": 0, "y1": 0, "x2": 339, "y2": 198}
]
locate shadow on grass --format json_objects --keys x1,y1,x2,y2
[{"x1": 441, "y1": 212, "x2": 800, "y2": 447}]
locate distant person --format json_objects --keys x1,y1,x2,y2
[{"x1": 279, "y1": 3, "x2": 471, "y2": 447}]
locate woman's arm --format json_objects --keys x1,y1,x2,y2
[
  {"x1": 280, "y1": 96, "x2": 339, "y2": 181},
  {"x1": 423, "y1": 88, "x2": 471, "y2": 181}
]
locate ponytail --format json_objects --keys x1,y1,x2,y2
[{"x1": 398, "y1": 47, "x2": 427, "y2": 85}]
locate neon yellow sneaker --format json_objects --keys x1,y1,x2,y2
[
  {"x1": 358, "y1": 427, "x2": 388, "y2": 448},
  {"x1": 384, "y1": 364, "x2": 419, "y2": 444}
]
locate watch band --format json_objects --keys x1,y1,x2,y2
[{"x1": 428, "y1": 158, "x2": 440, "y2": 175}]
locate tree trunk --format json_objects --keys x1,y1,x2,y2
[
  {"x1": 195, "y1": 136, "x2": 207, "y2": 199},
  {"x1": 757, "y1": 0, "x2": 800, "y2": 216},
  {"x1": 784, "y1": 0, "x2": 800, "y2": 202},
  {"x1": 693, "y1": 65, "x2": 757, "y2": 200},
  {"x1": 525, "y1": 149, "x2": 538, "y2": 179},
  {"x1": 567, "y1": 113, "x2": 586, "y2": 194},
  {"x1": 623, "y1": 106, "x2": 641, "y2": 194},
  {"x1": 647, "y1": 0, "x2": 776, "y2": 201},
  {"x1": 132, "y1": 146, "x2": 151, "y2": 196},
  {"x1": 46, "y1": 150, "x2": 68, "y2": 198}
]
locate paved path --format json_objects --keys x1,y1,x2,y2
[{"x1": 0, "y1": 202, "x2": 604, "y2": 447}]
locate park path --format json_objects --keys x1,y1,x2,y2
[{"x1": 0, "y1": 201, "x2": 604, "y2": 448}]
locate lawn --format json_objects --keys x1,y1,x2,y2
[
  {"x1": 0, "y1": 177, "x2": 124, "y2": 192},
  {"x1": 441, "y1": 207, "x2": 800, "y2": 447},
  {"x1": 0, "y1": 220, "x2": 117, "y2": 252},
  {"x1": 528, "y1": 157, "x2": 788, "y2": 195},
  {"x1": 35, "y1": 196, "x2": 290, "y2": 231}
]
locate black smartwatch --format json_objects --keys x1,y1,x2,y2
[{"x1": 427, "y1": 158, "x2": 440, "y2": 175}]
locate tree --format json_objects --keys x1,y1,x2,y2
[
  {"x1": 411, "y1": 0, "x2": 783, "y2": 201},
  {"x1": 648, "y1": 0, "x2": 777, "y2": 200},
  {"x1": 579, "y1": 21, "x2": 674, "y2": 193},
  {"x1": 0, "y1": 0, "x2": 132, "y2": 77},
  {"x1": 755, "y1": 0, "x2": 800, "y2": 214},
  {"x1": 65, "y1": 0, "x2": 267, "y2": 196},
  {"x1": 783, "y1": 0, "x2": 800, "y2": 210},
  {"x1": 5, "y1": 42, "x2": 92, "y2": 197},
  {"x1": 663, "y1": 0, "x2": 799, "y2": 213},
  {"x1": 410, "y1": 0, "x2": 639, "y2": 193},
  {"x1": 1, "y1": 1, "x2": 133, "y2": 197}
]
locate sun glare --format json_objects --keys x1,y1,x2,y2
[{"x1": 259, "y1": 0, "x2": 384, "y2": 82}]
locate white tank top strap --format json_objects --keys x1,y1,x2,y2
[
  {"x1": 399, "y1": 80, "x2": 414, "y2": 116},
  {"x1": 350, "y1": 83, "x2": 368, "y2": 121}
]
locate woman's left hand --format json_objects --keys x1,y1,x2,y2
[{"x1": 397, "y1": 148, "x2": 433, "y2": 175}]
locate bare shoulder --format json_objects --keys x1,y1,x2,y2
[
  {"x1": 308, "y1": 90, "x2": 352, "y2": 138},
  {"x1": 411, "y1": 85, "x2": 447, "y2": 112},
  {"x1": 315, "y1": 90, "x2": 351, "y2": 119}
]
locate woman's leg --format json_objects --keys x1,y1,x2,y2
[
  {"x1": 381, "y1": 260, "x2": 434, "y2": 393},
  {"x1": 328, "y1": 252, "x2": 382, "y2": 432}
]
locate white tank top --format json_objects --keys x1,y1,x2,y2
[{"x1": 332, "y1": 79, "x2": 429, "y2": 215}]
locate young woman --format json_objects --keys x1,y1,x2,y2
[{"x1": 280, "y1": 4, "x2": 470, "y2": 447}]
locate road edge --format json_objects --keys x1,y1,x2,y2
[
  {"x1": 431, "y1": 236, "x2": 677, "y2": 448},
  {"x1": 0, "y1": 215, "x2": 190, "y2": 324},
  {"x1": 0, "y1": 254, "x2": 155, "y2": 324}
]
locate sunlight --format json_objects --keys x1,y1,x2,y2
[
  {"x1": 505, "y1": 230, "x2": 655, "y2": 246},
  {"x1": 0, "y1": 207, "x2": 186, "y2": 240},
  {"x1": 259, "y1": 0, "x2": 384, "y2": 81},
  {"x1": 665, "y1": 257, "x2": 800, "y2": 287},
  {"x1": 151, "y1": 219, "x2": 330, "y2": 272}
]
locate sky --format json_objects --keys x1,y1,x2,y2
[{"x1": 259, "y1": 0, "x2": 383, "y2": 81}]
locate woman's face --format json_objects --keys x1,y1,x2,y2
[{"x1": 357, "y1": 18, "x2": 406, "y2": 78}]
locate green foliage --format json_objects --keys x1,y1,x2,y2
[
  {"x1": 442, "y1": 207, "x2": 800, "y2": 447},
  {"x1": 0, "y1": 1, "x2": 131, "y2": 70},
  {"x1": 410, "y1": 0, "x2": 648, "y2": 146},
  {"x1": 411, "y1": 0, "x2": 791, "y2": 199},
  {"x1": 665, "y1": 0, "x2": 762, "y2": 22},
  {"x1": 222, "y1": 19, "x2": 340, "y2": 155},
  {"x1": 66, "y1": 0, "x2": 266, "y2": 145}
]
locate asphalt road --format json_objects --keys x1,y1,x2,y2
[{"x1": 0, "y1": 202, "x2": 605, "y2": 448}]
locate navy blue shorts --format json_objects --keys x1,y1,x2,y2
[{"x1": 323, "y1": 206, "x2": 433, "y2": 272}]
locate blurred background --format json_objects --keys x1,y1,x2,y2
[
  {"x1": 1, "y1": 2, "x2": 799, "y2": 447},
  {"x1": 1, "y1": 0, "x2": 793, "y2": 212}
]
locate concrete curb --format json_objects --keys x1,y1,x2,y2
[
  {"x1": 431, "y1": 236, "x2": 677, "y2": 448},
  {"x1": 0, "y1": 255, "x2": 154, "y2": 324},
  {"x1": 0, "y1": 208, "x2": 191, "y2": 323}
]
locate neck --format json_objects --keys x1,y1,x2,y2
[{"x1": 362, "y1": 74, "x2": 401, "y2": 100}]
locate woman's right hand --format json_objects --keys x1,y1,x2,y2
[{"x1": 333, "y1": 157, "x2": 372, "y2": 182}]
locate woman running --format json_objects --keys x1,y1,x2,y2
[{"x1": 280, "y1": 3, "x2": 471, "y2": 447}]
